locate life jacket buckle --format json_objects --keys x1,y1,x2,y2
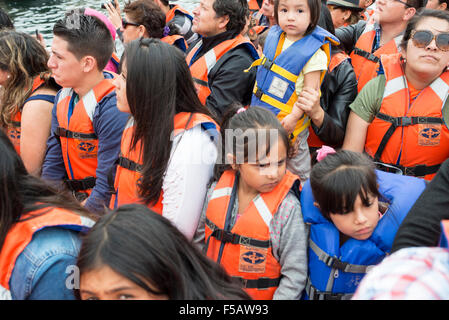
[{"x1": 400, "y1": 116, "x2": 412, "y2": 126}]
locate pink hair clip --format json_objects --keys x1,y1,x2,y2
[
  {"x1": 236, "y1": 107, "x2": 246, "y2": 114},
  {"x1": 316, "y1": 145, "x2": 336, "y2": 162}
]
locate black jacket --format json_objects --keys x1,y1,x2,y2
[
  {"x1": 335, "y1": 20, "x2": 367, "y2": 55},
  {"x1": 187, "y1": 31, "x2": 258, "y2": 121},
  {"x1": 312, "y1": 54, "x2": 357, "y2": 148}
]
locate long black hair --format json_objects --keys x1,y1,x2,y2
[
  {"x1": 76, "y1": 204, "x2": 251, "y2": 300},
  {"x1": 123, "y1": 38, "x2": 215, "y2": 206},
  {"x1": 0, "y1": 130, "x2": 94, "y2": 252}
]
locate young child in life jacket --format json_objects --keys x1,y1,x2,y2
[
  {"x1": 248, "y1": 0, "x2": 339, "y2": 183},
  {"x1": 194, "y1": 104, "x2": 308, "y2": 300},
  {"x1": 301, "y1": 147, "x2": 427, "y2": 299}
]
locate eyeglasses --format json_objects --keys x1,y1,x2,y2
[
  {"x1": 122, "y1": 18, "x2": 140, "y2": 29},
  {"x1": 411, "y1": 29, "x2": 449, "y2": 51}
]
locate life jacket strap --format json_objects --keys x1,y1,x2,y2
[
  {"x1": 309, "y1": 239, "x2": 374, "y2": 273},
  {"x1": 233, "y1": 276, "x2": 281, "y2": 289},
  {"x1": 118, "y1": 156, "x2": 143, "y2": 172},
  {"x1": 373, "y1": 112, "x2": 443, "y2": 161},
  {"x1": 205, "y1": 217, "x2": 271, "y2": 248},
  {"x1": 55, "y1": 127, "x2": 97, "y2": 140},
  {"x1": 11, "y1": 121, "x2": 21, "y2": 128},
  {"x1": 352, "y1": 47, "x2": 380, "y2": 63},
  {"x1": 305, "y1": 277, "x2": 353, "y2": 300},
  {"x1": 374, "y1": 161, "x2": 441, "y2": 177},
  {"x1": 64, "y1": 176, "x2": 96, "y2": 192}
]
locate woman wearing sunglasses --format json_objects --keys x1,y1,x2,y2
[
  {"x1": 343, "y1": 9, "x2": 449, "y2": 181},
  {"x1": 119, "y1": 0, "x2": 187, "y2": 52}
]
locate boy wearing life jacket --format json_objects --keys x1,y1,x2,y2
[
  {"x1": 42, "y1": 11, "x2": 128, "y2": 215},
  {"x1": 335, "y1": 0, "x2": 423, "y2": 92}
]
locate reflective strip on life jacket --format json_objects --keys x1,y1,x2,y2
[
  {"x1": 0, "y1": 207, "x2": 95, "y2": 299},
  {"x1": 350, "y1": 21, "x2": 402, "y2": 92},
  {"x1": 365, "y1": 53, "x2": 449, "y2": 180},
  {"x1": 109, "y1": 112, "x2": 218, "y2": 214},
  {"x1": 204, "y1": 169, "x2": 300, "y2": 300},
  {"x1": 55, "y1": 78, "x2": 115, "y2": 193},
  {"x1": 186, "y1": 34, "x2": 259, "y2": 105}
]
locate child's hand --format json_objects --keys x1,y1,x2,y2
[
  {"x1": 281, "y1": 113, "x2": 298, "y2": 135},
  {"x1": 295, "y1": 87, "x2": 322, "y2": 121}
]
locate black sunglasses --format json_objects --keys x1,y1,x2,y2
[
  {"x1": 411, "y1": 29, "x2": 449, "y2": 51},
  {"x1": 122, "y1": 18, "x2": 140, "y2": 29}
]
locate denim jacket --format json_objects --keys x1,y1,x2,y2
[{"x1": 9, "y1": 227, "x2": 82, "y2": 300}]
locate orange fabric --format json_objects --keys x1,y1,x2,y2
[
  {"x1": 161, "y1": 34, "x2": 188, "y2": 50},
  {"x1": 109, "y1": 112, "x2": 218, "y2": 213},
  {"x1": 307, "y1": 52, "x2": 349, "y2": 148},
  {"x1": 165, "y1": 4, "x2": 191, "y2": 23},
  {"x1": 6, "y1": 76, "x2": 46, "y2": 155},
  {"x1": 205, "y1": 169, "x2": 299, "y2": 300},
  {"x1": 365, "y1": 53, "x2": 449, "y2": 180},
  {"x1": 248, "y1": 0, "x2": 261, "y2": 12},
  {"x1": 56, "y1": 79, "x2": 115, "y2": 194},
  {"x1": 0, "y1": 207, "x2": 89, "y2": 290},
  {"x1": 186, "y1": 34, "x2": 256, "y2": 105},
  {"x1": 350, "y1": 22, "x2": 401, "y2": 92}
]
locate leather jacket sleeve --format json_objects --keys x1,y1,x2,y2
[
  {"x1": 313, "y1": 57, "x2": 357, "y2": 148},
  {"x1": 335, "y1": 20, "x2": 366, "y2": 55}
]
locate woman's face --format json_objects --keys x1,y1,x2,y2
[
  {"x1": 121, "y1": 14, "x2": 144, "y2": 44},
  {"x1": 261, "y1": 0, "x2": 274, "y2": 17},
  {"x1": 80, "y1": 264, "x2": 168, "y2": 300},
  {"x1": 327, "y1": 5, "x2": 351, "y2": 29},
  {"x1": 112, "y1": 61, "x2": 130, "y2": 114},
  {"x1": 403, "y1": 16, "x2": 449, "y2": 79}
]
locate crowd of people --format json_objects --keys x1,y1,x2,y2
[{"x1": 0, "y1": 0, "x2": 449, "y2": 300}]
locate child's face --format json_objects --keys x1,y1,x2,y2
[
  {"x1": 231, "y1": 135, "x2": 288, "y2": 195},
  {"x1": 277, "y1": 0, "x2": 311, "y2": 42},
  {"x1": 329, "y1": 194, "x2": 380, "y2": 241}
]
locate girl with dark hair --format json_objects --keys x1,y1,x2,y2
[
  {"x1": 249, "y1": 0, "x2": 339, "y2": 183},
  {"x1": 194, "y1": 104, "x2": 308, "y2": 300},
  {"x1": 110, "y1": 38, "x2": 218, "y2": 241},
  {"x1": 0, "y1": 129, "x2": 95, "y2": 300},
  {"x1": 119, "y1": 0, "x2": 187, "y2": 51},
  {"x1": 300, "y1": 147, "x2": 426, "y2": 299},
  {"x1": 0, "y1": 30, "x2": 60, "y2": 176},
  {"x1": 78, "y1": 204, "x2": 250, "y2": 300}
]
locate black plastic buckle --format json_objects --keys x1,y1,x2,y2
[
  {"x1": 55, "y1": 127, "x2": 67, "y2": 137},
  {"x1": 262, "y1": 57, "x2": 273, "y2": 70},
  {"x1": 254, "y1": 88, "x2": 263, "y2": 100},
  {"x1": 400, "y1": 116, "x2": 412, "y2": 126}
]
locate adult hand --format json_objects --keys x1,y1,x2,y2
[
  {"x1": 105, "y1": 0, "x2": 122, "y2": 30},
  {"x1": 295, "y1": 87, "x2": 324, "y2": 127}
]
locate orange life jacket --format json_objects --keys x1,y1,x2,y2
[
  {"x1": 0, "y1": 206, "x2": 94, "y2": 300},
  {"x1": 204, "y1": 169, "x2": 300, "y2": 300},
  {"x1": 186, "y1": 34, "x2": 257, "y2": 105},
  {"x1": 365, "y1": 53, "x2": 449, "y2": 180},
  {"x1": 6, "y1": 76, "x2": 47, "y2": 155},
  {"x1": 109, "y1": 112, "x2": 218, "y2": 214},
  {"x1": 161, "y1": 34, "x2": 188, "y2": 52},
  {"x1": 165, "y1": 4, "x2": 192, "y2": 23},
  {"x1": 55, "y1": 78, "x2": 115, "y2": 195},
  {"x1": 308, "y1": 52, "x2": 350, "y2": 148},
  {"x1": 248, "y1": 0, "x2": 261, "y2": 12},
  {"x1": 350, "y1": 21, "x2": 402, "y2": 92}
]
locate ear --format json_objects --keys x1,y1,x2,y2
[
  {"x1": 217, "y1": 15, "x2": 230, "y2": 31},
  {"x1": 313, "y1": 201, "x2": 320, "y2": 209},
  {"x1": 226, "y1": 153, "x2": 238, "y2": 170},
  {"x1": 138, "y1": 25, "x2": 148, "y2": 38},
  {"x1": 403, "y1": 7, "x2": 416, "y2": 21},
  {"x1": 80, "y1": 56, "x2": 97, "y2": 73},
  {"x1": 343, "y1": 9, "x2": 351, "y2": 21},
  {"x1": 439, "y1": 2, "x2": 447, "y2": 9}
]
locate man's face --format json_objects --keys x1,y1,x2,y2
[
  {"x1": 192, "y1": 0, "x2": 227, "y2": 37},
  {"x1": 47, "y1": 35, "x2": 84, "y2": 89}
]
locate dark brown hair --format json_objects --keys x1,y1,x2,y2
[{"x1": 274, "y1": 0, "x2": 321, "y2": 36}]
